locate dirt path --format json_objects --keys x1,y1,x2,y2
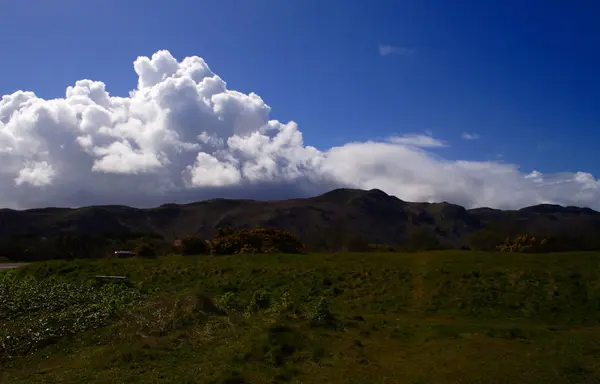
[
  {"x1": 411, "y1": 255, "x2": 428, "y2": 312},
  {"x1": 0, "y1": 263, "x2": 28, "y2": 270}
]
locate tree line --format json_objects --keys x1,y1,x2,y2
[
  {"x1": 1, "y1": 220, "x2": 600, "y2": 262},
  {"x1": 0, "y1": 227, "x2": 305, "y2": 261}
]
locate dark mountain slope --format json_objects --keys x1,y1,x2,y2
[{"x1": 1, "y1": 188, "x2": 599, "y2": 249}]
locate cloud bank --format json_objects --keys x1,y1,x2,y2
[{"x1": 1, "y1": 50, "x2": 599, "y2": 210}]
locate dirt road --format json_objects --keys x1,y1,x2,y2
[{"x1": 0, "y1": 263, "x2": 28, "y2": 270}]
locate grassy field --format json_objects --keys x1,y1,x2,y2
[{"x1": 2, "y1": 251, "x2": 600, "y2": 383}]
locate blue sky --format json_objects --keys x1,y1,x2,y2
[{"x1": 0, "y1": 0, "x2": 599, "y2": 209}]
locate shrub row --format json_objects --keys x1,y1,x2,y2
[
  {"x1": 180, "y1": 227, "x2": 304, "y2": 255},
  {"x1": 497, "y1": 234, "x2": 570, "y2": 253}
]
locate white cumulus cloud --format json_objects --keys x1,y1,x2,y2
[
  {"x1": 387, "y1": 134, "x2": 447, "y2": 148},
  {"x1": 0, "y1": 50, "x2": 599, "y2": 210},
  {"x1": 14, "y1": 161, "x2": 55, "y2": 187},
  {"x1": 461, "y1": 132, "x2": 480, "y2": 140},
  {"x1": 378, "y1": 44, "x2": 415, "y2": 57}
]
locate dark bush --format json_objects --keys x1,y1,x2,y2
[
  {"x1": 406, "y1": 228, "x2": 442, "y2": 251},
  {"x1": 211, "y1": 227, "x2": 304, "y2": 255},
  {"x1": 345, "y1": 235, "x2": 371, "y2": 252},
  {"x1": 467, "y1": 229, "x2": 508, "y2": 251},
  {"x1": 181, "y1": 235, "x2": 211, "y2": 255},
  {"x1": 134, "y1": 242, "x2": 156, "y2": 258}
]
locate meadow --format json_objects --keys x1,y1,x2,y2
[{"x1": 1, "y1": 251, "x2": 600, "y2": 383}]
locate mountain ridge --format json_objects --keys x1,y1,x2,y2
[{"x1": 1, "y1": 188, "x2": 599, "y2": 251}]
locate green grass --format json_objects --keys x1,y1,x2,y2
[{"x1": 2, "y1": 251, "x2": 600, "y2": 383}]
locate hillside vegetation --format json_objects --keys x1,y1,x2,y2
[
  {"x1": 2, "y1": 251, "x2": 600, "y2": 383},
  {"x1": 2, "y1": 189, "x2": 600, "y2": 262}
]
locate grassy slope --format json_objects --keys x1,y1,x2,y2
[{"x1": 2, "y1": 251, "x2": 600, "y2": 383}]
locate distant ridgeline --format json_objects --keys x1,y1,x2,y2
[{"x1": 1, "y1": 189, "x2": 600, "y2": 261}]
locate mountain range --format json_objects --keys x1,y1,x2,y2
[{"x1": 2, "y1": 188, "x2": 600, "y2": 250}]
